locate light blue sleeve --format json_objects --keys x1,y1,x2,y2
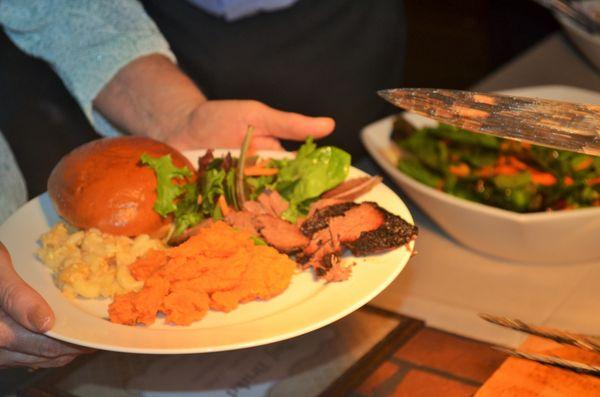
[
  {"x1": 0, "y1": 0, "x2": 177, "y2": 136},
  {"x1": 0, "y1": 132, "x2": 26, "y2": 224}
]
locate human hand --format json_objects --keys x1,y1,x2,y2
[
  {"x1": 0, "y1": 243, "x2": 91, "y2": 368},
  {"x1": 94, "y1": 55, "x2": 334, "y2": 150},
  {"x1": 163, "y1": 99, "x2": 335, "y2": 151}
]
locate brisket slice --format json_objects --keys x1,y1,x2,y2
[
  {"x1": 299, "y1": 201, "x2": 418, "y2": 281},
  {"x1": 254, "y1": 214, "x2": 308, "y2": 254},
  {"x1": 321, "y1": 176, "x2": 382, "y2": 201},
  {"x1": 225, "y1": 210, "x2": 309, "y2": 254},
  {"x1": 300, "y1": 202, "x2": 357, "y2": 236},
  {"x1": 225, "y1": 211, "x2": 259, "y2": 235},
  {"x1": 344, "y1": 206, "x2": 418, "y2": 256}
]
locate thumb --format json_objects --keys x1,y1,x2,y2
[
  {"x1": 0, "y1": 243, "x2": 54, "y2": 333},
  {"x1": 257, "y1": 104, "x2": 335, "y2": 142}
]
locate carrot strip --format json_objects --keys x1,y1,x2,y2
[
  {"x1": 243, "y1": 166, "x2": 279, "y2": 176},
  {"x1": 217, "y1": 195, "x2": 231, "y2": 216},
  {"x1": 530, "y1": 171, "x2": 557, "y2": 186},
  {"x1": 494, "y1": 165, "x2": 519, "y2": 176},
  {"x1": 476, "y1": 165, "x2": 494, "y2": 178},
  {"x1": 573, "y1": 157, "x2": 594, "y2": 172},
  {"x1": 448, "y1": 163, "x2": 470, "y2": 177},
  {"x1": 586, "y1": 176, "x2": 600, "y2": 186},
  {"x1": 507, "y1": 156, "x2": 527, "y2": 170}
]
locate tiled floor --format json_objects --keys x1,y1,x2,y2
[{"x1": 354, "y1": 328, "x2": 508, "y2": 397}]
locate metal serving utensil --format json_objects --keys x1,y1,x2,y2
[
  {"x1": 378, "y1": 88, "x2": 600, "y2": 156},
  {"x1": 531, "y1": 0, "x2": 600, "y2": 34},
  {"x1": 480, "y1": 313, "x2": 600, "y2": 376},
  {"x1": 493, "y1": 347, "x2": 600, "y2": 377}
]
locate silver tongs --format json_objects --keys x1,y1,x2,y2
[
  {"x1": 378, "y1": 88, "x2": 600, "y2": 156},
  {"x1": 480, "y1": 313, "x2": 600, "y2": 376}
]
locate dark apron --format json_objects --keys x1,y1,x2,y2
[{"x1": 143, "y1": 0, "x2": 406, "y2": 157}]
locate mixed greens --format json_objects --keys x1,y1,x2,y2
[
  {"x1": 393, "y1": 120, "x2": 600, "y2": 212},
  {"x1": 141, "y1": 135, "x2": 351, "y2": 237}
]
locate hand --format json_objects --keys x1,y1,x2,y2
[
  {"x1": 0, "y1": 243, "x2": 91, "y2": 369},
  {"x1": 94, "y1": 55, "x2": 334, "y2": 150},
  {"x1": 164, "y1": 99, "x2": 335, "y2": 151}
]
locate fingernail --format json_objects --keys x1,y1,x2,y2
[{"x1": 28, "y1": 305, "x2": 52, "y2": 332}]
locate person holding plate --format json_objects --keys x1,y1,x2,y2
[{"x1": 0, "y1": 133, "x2": 89, "y2": 369}]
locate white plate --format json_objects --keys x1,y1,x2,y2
[
  {"x1": 0, "y1": 150, "x2": 415, "y2": 354},
  {"x1": 361, "y1": 85, "x2": 600, "y2": 264}
]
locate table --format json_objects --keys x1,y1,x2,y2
[{"x1": 12, "y1": 32, "x2": 600, "y2": 397}]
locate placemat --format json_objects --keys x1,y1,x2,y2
[{"x1": 27, "y1": 308, "x2": 421, "y2": 397}]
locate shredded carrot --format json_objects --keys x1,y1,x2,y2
[
  {"x1": 494, "y1": 165, "x2": 519, "y2": 176},
  {"x1": 217, "y1": 195, "x2": 231, "y2": 217},
  {"x1": 563, "y1": 176, "x2": 574, "y2": 186},
  {"x1": 475, "y1": 165, "x2": 494, "y2": 178},
  {"x1": 243, "y1": 166, "x2": 279, "y2": 176},
  {"x1": 573, "y1": 157, "x2": 594, "y2": 172},
  {"x1": 507, "y1": 156, "x2": 528, "y2": 171},
  {"x1": 108, "y1": 221, "x2": 296, "y2": 326},
  {"x1": 448, "y1": 163, "x2": 470, "y2": 177},
  {"x1": 530, "y1": 171, "x2": 557, "y2": 186},
  {"x1": 586, "y1": 176, "x2": 600, "y2": 186}
]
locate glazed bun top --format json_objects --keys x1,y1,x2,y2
[{"x1": 48, "y1": 136, "x2": 195, "y2": 237}]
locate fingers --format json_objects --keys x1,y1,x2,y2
[
  {"x1": 0, "y1": 243, "x2": 54, "y2": 333},
  {"x1": 250, "y1": 136, "x2": 284, "y2": 151},
  {"x1": 254, "y1": 102, "x2": 335, "y2": 142},
  {"x1": 0, "y1": 311, "x2": 87, "y2": 358},
  {"x1": 0, "y1": 350, "x2": 77, "y2": 369}
]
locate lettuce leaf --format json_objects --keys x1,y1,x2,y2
[
  {"x1": 140, "y1": 153, "x2": 193, "y2": 217},
  {"x1": 275, "y1": 137, "x2": 350, "y2": 222}
]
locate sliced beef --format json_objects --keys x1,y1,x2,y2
[
  {"x1": 306, "y1": 198, "x2": 347, "y2": 218},
  {"x1": 327, "y1": 203, "x2": 385, "y2": 243},
  {"x1": 225, "y1": 211, "x2": 260, "y2": 235},
  {"x1": 299, "y1": 201, "x2": 418, "y2": 282},
  {"x1": 300, "y1": 202, "x2": 357, "y2": 236},
  {"x1": 321, "y1": 176, "x2": 382, "y2": 201},
  {"x1": 254, "y1": 214, "x2": 308, "y2": 253},
  {"x1": 345, "y1": 207, "x2": 418, "y2": 256},
  {"x1": 257, "y1": 190, "x2": 289, "y2": 217},
  {"x1": 266, "y1": 191, "x2": 289, "y2": 217},
  {"x1": 243, "y1": 200, "x2": 268, "y2": 215}
]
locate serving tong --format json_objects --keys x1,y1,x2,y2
[
  {"x1": 378, "y1": 88, "x2": 600, "y2": 156},
  {"x1": 480, "y1": 313, "x2": 600, "y2": 376},
  {"x1": 531, "y1": 0, "x2": 600, "y2": 34}
]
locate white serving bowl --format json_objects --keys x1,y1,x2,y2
[
  {"x1": 556, "y1": 1, "x2": 600, "y2": 70},
  {"x1": 361, "y1": 85, "x2": 600, "y2": 264}
]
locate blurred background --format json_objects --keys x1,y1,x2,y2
[{"x1": 0, "y1": 0, "x2": 559, "y2": 199}]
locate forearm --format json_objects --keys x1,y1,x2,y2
[
  {"x1": 93, "y1": 54, "x2": 207, "y2": 141},
  {"x1": 0, "y1": 0, "x2": 176, "y2": 135}
]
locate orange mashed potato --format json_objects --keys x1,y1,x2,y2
[{"x1": 108, "y1": 221, "x2": 296, "y2": 326}]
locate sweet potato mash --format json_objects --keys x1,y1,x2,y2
[{"x1": 108, "y1": 221, "x2": 297, "y2": 326}]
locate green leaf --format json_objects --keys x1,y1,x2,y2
[
  {"x1": 140, "y1": 153, "x2": 193, "y2": 217},
  {"x1": 275, "y1": 138, "x2": 351, "y2": 222}
]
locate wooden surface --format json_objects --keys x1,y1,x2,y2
[
  {"x1": 353, "y1": 327, "x2": 508, "y2": 397},
  {"x1": 475, "y1": 336, "x2": 600, "y2": 397}
]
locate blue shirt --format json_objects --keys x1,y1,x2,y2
[{"x1": 188, "y1": 0, "x2": 298, "y2": 21}]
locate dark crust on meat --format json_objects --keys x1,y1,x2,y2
[
  {"x1": 344, "y1": 204, "x2": 418, "y2": 256},
  {"x1": 300, "y1": 202, "x2": 357, "y2": 236}
]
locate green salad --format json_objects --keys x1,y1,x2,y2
[
  {"x1": 141, "y1": 134, "x2": 350, "y2": 238},
  {"x1": 393, "y1": 119, "x2": 600, "y2": 213}
]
